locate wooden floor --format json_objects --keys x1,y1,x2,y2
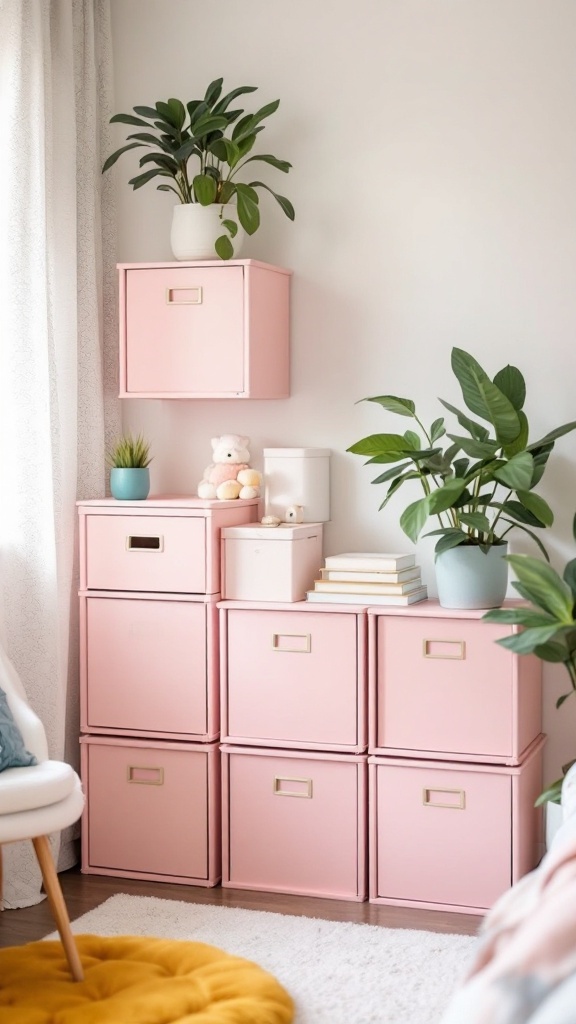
[{"x1": 0, "y1": 865, "x2": 481, "y2": 947}]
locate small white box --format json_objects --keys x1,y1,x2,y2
[
  {"x1": 263, "y1": 448, "x2": 331, "y2": 523},
  {"x1": 221, "y1": 523, "x2": 324, "y2": 602}
]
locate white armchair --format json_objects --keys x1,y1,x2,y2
[{"x1": 0, "y1": 644, "x2": 85, "y2": 981}]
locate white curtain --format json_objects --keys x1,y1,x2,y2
[{"x1": 0, "y1": 0, "x2": 119, "y2": 907}]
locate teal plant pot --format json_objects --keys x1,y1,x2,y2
[
  {"x1": 110, "y1": 467, "x2": 150, "y2": 501},
  {"x1": 435, "y1": 543, "x2": 508, "y2": 609}
]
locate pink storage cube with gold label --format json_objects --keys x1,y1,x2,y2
[
  {"x1": 219, "y1": 601, "x2": 367, "y2": 752},
  {"x1": 368, "y1": 603, "x2": 542, "y2": 764},
  {"x1": 222, "y1": 744, "x2": 367, "y2": 901},
  {"x1": 80, "y1": 735, "x2": 221, "y2": 886},
  {"x1": 369, "y1": 734, "x2": 544, "y2": 914}
]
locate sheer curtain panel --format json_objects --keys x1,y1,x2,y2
[{"x1": 0, "y1": 0, "x2": 118, "y2": 907}]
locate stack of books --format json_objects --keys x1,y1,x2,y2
[{"x1": 306, "y1": 552, "x2": 428, "y2": 605}]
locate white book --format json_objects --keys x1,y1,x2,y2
[
  {"x1": 323, "y1": 552, "x2": 416, "y2": 572},
  {"x1": 312, "y1": 578, "x2": 423, "y2": 596},
  {"x1": 306, "y1": 586, "x2": 428, "y2": 606},
  {"x1": 320, "y1": 566, "x2": 421, "y2": 584}
]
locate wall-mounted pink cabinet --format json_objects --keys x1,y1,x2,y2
[{"x1": 118, "y1": 259, "x2": 291, "y2": 399}]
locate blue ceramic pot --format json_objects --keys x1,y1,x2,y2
[
  {"x1": 110, "y1": 467, "x2": 150, "y2": 501},
  {"x1": 435, "y1": 542, "x2": 508, "y2": 609}
]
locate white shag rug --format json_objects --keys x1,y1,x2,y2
[{"x1": 49, "y1": 893, "x2": 478, "y2": 1024}]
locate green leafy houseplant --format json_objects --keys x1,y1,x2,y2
[
  {"x1": 106, "y1": 434, "x2": 153, "y2": 469},
  {"x1": 347, "y1": 347, "x2": 576, "y2": 558},
  {"x1": 103, "y1": 77, "x2": 294, "y2": 259},
  {"x1": 483, "y1": 519, "x2": 576, "y2": 805}
]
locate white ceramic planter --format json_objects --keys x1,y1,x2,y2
[
  {"x1": 545, "y1": 800, "x2": 563, "y2": 850},
  {"x1": 435, "y1": 542, "x2": 508, "y2": 609},
  {"x1": 170, "y1": 203, "x2": 245, "y2": 261}
]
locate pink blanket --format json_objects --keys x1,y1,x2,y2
[{"x1": 440, "y1": 788, "x2": 576, "y2": 1023}]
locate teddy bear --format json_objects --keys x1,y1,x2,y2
[{"x1": 197, "y1": 434, "x2": 262, "y2": 500}]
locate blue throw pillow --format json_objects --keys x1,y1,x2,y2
[{"x1": 0, "y1": 687, "x2": 37, "y2": 771}]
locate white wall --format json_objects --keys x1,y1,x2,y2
[{"x1": 109, "y1": 0, "x2": 576, "y2": 785}]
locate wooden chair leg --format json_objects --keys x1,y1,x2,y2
[{"x1": 32, "y1": 835, "x2": 84, "y2": 981}]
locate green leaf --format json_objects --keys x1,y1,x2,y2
[
  {"x1": 492, "y1": 452, "x2": 534, "y2": 490},
  {"x1": 403, "y1": 431, "x2": 420, "y2": 450},
  {"x1": 427, "y1": 478, "x2": 467, "y2": 514},
  {"x1": 214, "y1": 234, "x2": 234, "y2": 260},
  {"x1": 348, "y1": 433, "x2": 415, "y2": 457},
  {"x1": 506, "y1": 554, "x2": 573, "y2": 620},
  {"x1": 450, "y1": 348, "x2": 521, "y2": 443},
  {"x1": 242, "y1": 153, "x2": 292, "y2": 173},
  {"x1": 212, "y1": 85, "x2": 258, "y2": 116},
  {"x1": 433, "y1": 531, "x2": 469, "y2": 556},
  {"x1": 379, "y1": 472, "x2": 417, "y2": 510},
  {"x1": 563, "y1": 557, "x2": 576, "y2": 598},
  {"x1": 209, "y1": 137, "x2": 239, "y2": 165},
  {"x1": 204, "y1": 78, "x2": 224, "y2": 107},
  {"x1": 458, "y1": 512, "x2": 491, "y2": 533},
  {"x1": 483, "y1": 607, "x2": 557, "y2": 627},
  {"x1": 139, "y1": 153, "x2": 179, "y2": 173},
  {"x1": 128, "y1": 168, "x2": 168, "y2": 189},
  {"x1": 500, "y1": 521, "x2": 550, "y2": 559},
  {"x1": 192, "y1": 174, "x2": 217, "y2": 205},
  {"x1": 530, "y1": 443, "x2": 554, "y2": 487},
  {"x1": 371, "y1": 462, "x2": 412, "y2": 485},
  {"x1": 110, "y1": 113, "x2": 153, "y2": 128},
  {"x1": 493, "y1": 365, "x2": 526, "y2": 411},
  {"x1": 191, "y1": 113, "x2": 229, "y2": 139},
  {"x1": 527, "y1": 421, "x2": 576, "y2": 451},
  {"x1": 247, "y1": 181, "x2": 294, "y2": 220},
  {"x1": 430, "y1": 418, "x2": 446, "y2": 442},
  {"x1": 495, "y1": 624, "x2": 564, "y2": 654},
  {"x1": 236, "y1": 186, "x2": 260, "y2": 234},
  {"x1": 399, "y1": 498, "x2": 429, "y2": 543},
  {"x1": 557, "y1": 692, "x2": 575, "y2": 708},
  {"x1": 534, "y1": 640, "x2": 572, "y2": 663},
  {"x1": 516, "y1": 490, "x2": 554, "y2": 527},
  {"x1": 535, "y1": 778, "x2": 564, "y2": 806},
  {"x1": 446, "y1": 434, "x2": 499, "y2": 459},
  {"x1": 126, "y1": 132, "x2": 173, "y2": 151},
  {"x1": 102, "y1": 142, "x2": 143, "y2": 173},
  {"x1": 232, "y1": 99, "x2": 281, "y2": 143},
  {"x1": 503, "y1": 410, "x2": 529, "y2": 458},
  {"x1": 493, "y1": 501, "x2": 542, "y2": 527},
  {"x1": 133, "y1": 105, "x2": 164, "y2": 120},
  {"x1": 438, "y1": 400, "x2": 489, "y2": 441},
  {"x1": 221, "y1": 218, "x2": 238, "y2": 238},
  {"x1": 364, "y1": 395, "x2": 416, "y2": 417}
]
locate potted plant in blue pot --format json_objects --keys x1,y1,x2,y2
[
  {"x1": 107, "y1": 434, "x2": 153, "y2": 501},
  {"x1": 102, "y1": 77, "x2": 294, "y2": 261},
  {"x1": 348, "y1": 348, "x2": 576, "y2": 608}
]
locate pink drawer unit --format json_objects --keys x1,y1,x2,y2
[
  {"x1": 219, "y1": 602, "x2": 367, "y2": 752},
  {"x1": 80, "y1": 736, "x2": 221, "y2": 886},
  {"x1": 118, "y1": 260, "x2": 291, "y2": 399},
  {"x1": 369, "y1": 734, "x2": 545, "y2": 914},
  {"x1": 80, "y1": 592, "x2": 219, "y2": 741},
  {"x1": 222, "y1": 745, "x2": 367, "y2": 901},
  {"x1": 78, "y1": 497, "x2": 260, "y2": 595},
  {"x1": 368, "y1": 602, "x2": 542, "y2": 763}
]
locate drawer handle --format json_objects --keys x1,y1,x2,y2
[
  {"x1": 272, "y1": 633, "x2": 311, "y2": 654},
  {"x1": 127, "y1": 765, "x2": 164, "y2": 786},
  {"x1": 126, "y1": 535, "x2": 164, "y2": 552},
  {"x1": 422, "y1": 639, "x2": 466, "y2": 660},
  {"x1": 273, "y1": 776, "x2": 313, "y2": 799},
  {"x1": 166, "y1": 286, "x2": 203, "y2": 305},
  {"x1": 422, "y1": 787, "x2": 465, "y2": 810}
]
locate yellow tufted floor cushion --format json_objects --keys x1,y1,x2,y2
[{"x1": 0, "y1": 934, "x2": 295, "y2": 1023}]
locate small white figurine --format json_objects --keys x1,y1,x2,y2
[{"x1": 284, "y1": 504, "x2": 304, "y2": 523}]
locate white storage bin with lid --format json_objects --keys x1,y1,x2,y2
[
  {"x1": 221, "y1": 522, "x2": 324, "y2": 602},
  {"x1": 263, "y1": 448, "x2": 331, "y2": 523}
]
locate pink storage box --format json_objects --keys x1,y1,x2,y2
[
  {"x1": 222, "y1": 744, "x2": 367, "y2": 901},
  {"x1": 369, "y1": 734, "x2": 545, "y2": 914},
  {"x1": 221, "y1": 522, "x2": 323, "y2": 602},
  {"x1": 80, "y1": 735, "x2": 221, "y2": 886}
]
